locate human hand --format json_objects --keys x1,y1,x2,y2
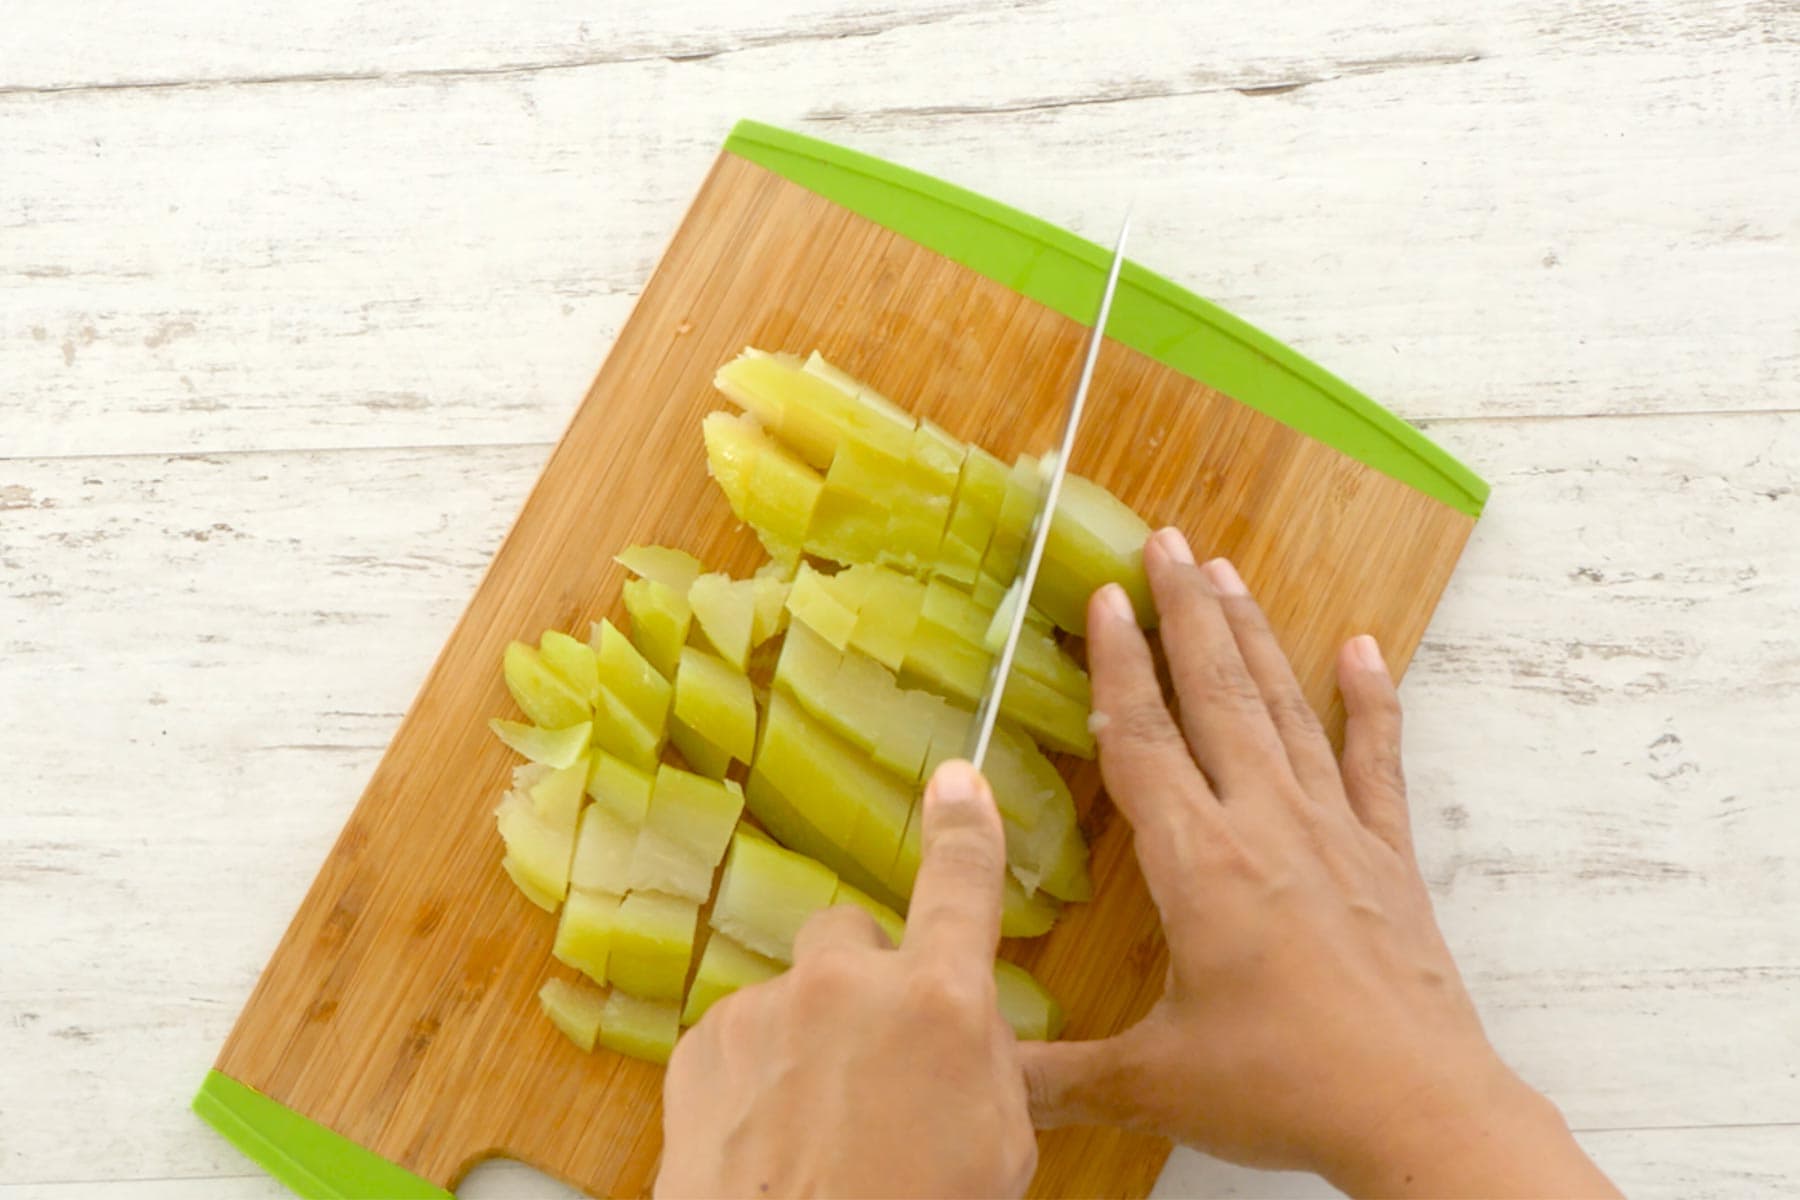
[
  {"x1": 1019, "y1": 528, "x2": 1619, "y2": 1199},
  {"x1": 656, "y1": 760, "x2": 1037, "y2": 1199}
]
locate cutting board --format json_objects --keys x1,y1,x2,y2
[{"x1": 195, "y1": 121, "x2": 1486, "y2": 1199}]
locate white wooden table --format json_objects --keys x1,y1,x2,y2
[{"x1": 4, "y1": 3, "x2": 1795, "y2": 1196}]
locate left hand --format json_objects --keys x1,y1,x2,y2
[{"x1": 656, "y1": 760, "x2": 1039, "y2": 1199}]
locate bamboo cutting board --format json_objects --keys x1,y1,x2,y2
[{"x1": 195, "y1": 121, "x2": 1486, "y2": 1199}]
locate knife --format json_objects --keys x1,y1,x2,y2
[{"x1": 966, "y1": 212, "x2": 1132, "y2": 769}]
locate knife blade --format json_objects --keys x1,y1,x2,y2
[{"x1": 966, "y1": 211, "x2": 1132, "y2": 769}]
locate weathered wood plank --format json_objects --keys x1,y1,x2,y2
[
  {"x1": 1152, "y1": 1121, "x2": 1800, "y2": 1199},
  {"x1": 3, "y1": 2, "x2": 1794, "y2": 460},
  {"x1": 6, "y1": 1124, "x2": 1798, "y2": 1199},
  {"x1": 4, "y1": 0, "x2": 1789, "y2": 94},
  {"x1": 2, "y1": 409, "x2": 1795, "y2": 1186}
]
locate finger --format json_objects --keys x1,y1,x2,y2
[
  {"x1": 1145, "y1": 528, "x2": 1291, "y2": 799},
  {"x1": 1086, "y1": 581, "x2": 1219, "y2": 904},
  {"x1": 1202, "y1": 557, "x2": 1343, "y2": 804},
  {"x1": 1017, "y1": 1035, "x2": 1147, "y2": 1130},
  {"x1": 791, "y1": 903, "x2": 889, "y2": 962},
  {"x1": 901, "y1": 760, "x2": 1007, "y2": 969},
  {"x1": 1337, "y1": 635, "x2": 1414, "y2": 858}
]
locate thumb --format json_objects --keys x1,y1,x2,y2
[{"x1": 1016, "y1": 1035, "x2": 1146, "y2": 1130}]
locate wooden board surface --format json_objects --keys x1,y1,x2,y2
[{"x1": 211, "y1": 148, "x2": 1476, "y2": 1197}]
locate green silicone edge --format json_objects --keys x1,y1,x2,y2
[
  {"x1": 192, "y1": 1070, "x2": 453, "y2": 1200},
  {"x1": 723, "y1": 120, "x2": 1488, "y2": 518}
]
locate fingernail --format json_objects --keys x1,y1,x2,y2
[
  {"x1": 930, "y1": 759, "x2": 985, "y2": 806},
  {"x1": 1098, "y1": 582, "x2": 1135, "y2": 623},
  {"x1": 1151, "y1": 526, "x2": 1194, "y2": 566},
  {"x1": 1351, "y1": 634, "x2": 1386, "y2": 672},
  {"x1": 1202, "y1": 557, "x2": 1246, "y2": 596}
]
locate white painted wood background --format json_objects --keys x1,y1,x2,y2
[{"x1": 2, "y1": 1, "x2": 1795, "y2": 1196}]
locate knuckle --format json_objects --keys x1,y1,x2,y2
[
  {"x1": 796, "y1": 942, "x2": 864, "y2": 993},
  {"x1": 822, "y1": 903, "x2": 880, "y2": 940},
  {"x1": 1267, "y1": 692, "x2": 1324, "y2": 737},
  {"x1": 1220, "y1": 592, "x2": 1272, "y2": 633},
  {"x1": 1190, "y1": 657, "x2": 1264, "y2": 708},
  {"x1": 1106, "y1": 698, "x2": 1183, "y2": 749},
  {"x1": 1356, "y1": 744, "x2": 1407, "y2": 794},
  {"x1": 927, "y1": 829, "x2": 1004, "y2": 877},
  {"x1": 906, "y1": 963, "x2": 990, "y2": 1024}
]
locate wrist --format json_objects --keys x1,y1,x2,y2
[{"x1": 1323, "y1": 1057, "x2": 1603, "y2": 1199}]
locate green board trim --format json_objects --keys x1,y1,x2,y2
[
  {"x1": 193, "y1": 1071, "x2": 453, "y2": 1200},
  {"x1": 723, "y1": 120, "x2": 1488, "y2": 518}
]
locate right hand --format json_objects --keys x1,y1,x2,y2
[{"x1": 1019, "y1": 527, "x2": 1619, "y2": 1198}]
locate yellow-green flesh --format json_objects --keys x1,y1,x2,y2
[
  {"x1": 621, "y1": 577, "x2": 690, "y2": 681},
  {"x1": 688, "y1": 572, "x2": 757, "y2": 671},
  {"x1": 538, "y1": 977, "x2": 607, "y2": 1052},
  {"x1": 594, "y1": 619, "x2": 672, "y2": 733},
  {"x1": 682, "y1": 933, "x2": 783, "y2": 1026},
  {"x1": 598, "y1": 990, "x2": 680, "y2": 1065},
  {"x1": 672, "y1": 646, "x2": 756, "y2": 765},
  {"x1": 606, "y1": 891, "x2": 700, "y2": 1002},
  {"x1": 615, "y1": 544, "x2": 703, "y2": 592},
  {"x1": 495, "y1": 791, "x2": 575, "y2": 912},
  {"x1": 552, "y1": 887, "x2": 621, "y2": 984},
  {"x1": 489, "y1": 718, "x2": 591, "y2": 769},
  {"x1": 538, "y1": 630, "x2": 600, "y2": 706},
  {"x1": 503, "y1": 641, "x2": 589, "y2": 730},
  {"x1": 491, "y1": 347, "x2": 1179, "y2": 1061},
  {"x1": 624, "y1": 765, "x2": 744, "y2": 901},
  {"x1": 709, "y1": 830, "x2": 839, "y2": 961}
]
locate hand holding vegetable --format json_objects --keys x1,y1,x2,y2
[
  {"x1": 657, "y1": 761, "x2": 1037, "y2": 1199},
  {"x1": 1018, "y1": 528, "x2": 1620, "y2": 1198}
]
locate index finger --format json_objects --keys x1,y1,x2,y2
[{"x1": 901, "y1": 759, "x2": 1007, "y2": 969}]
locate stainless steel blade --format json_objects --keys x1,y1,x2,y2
[{"x1": 966, "y1": 212, "x2": 1132, "y2": 770}]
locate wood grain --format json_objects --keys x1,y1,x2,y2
[
  {"x1": 206, "y1": 151, "x2": 1474, "y2": 1196},
  {"x1": 7, "y1": 4, "x2": 1796, "y2": 1195},
  {"x1": 4, "y1": 414, "x2": 1796, "y2": 1192},
  {"x1": 5, "y1": 0, "x2": 1795, "y2": 463}
]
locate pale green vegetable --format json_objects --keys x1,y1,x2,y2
[
  {"x1": 673, "y1": 645, "x2": 756, "y2": 765},
  {"x1": 785, "y1": 564, "x2": 858, "y2": 650},
  {"x1": 709, "y1": 829, "x2": 839, "y2": 962},
  {"x1": 538, "y1": 977, "x2": 607, "y2": 1052},
  {"x1": 667, "y1": 715, "x2": 732, "y2": 780},
  {"x1": 552, "y1": 887, "x2": 622, "y2": 984},
  {"x1": 598, "y1": 989, "x2": 681, "y2": 1065},
  {"x1": 606, "y1": 891, "x2": 700, "y2": 1002},
  {"x1": 593, "y1": 619, "x2": 672, "y2": 733},
  {"x1": 590, "y1": 688, "x2": 664, "y2": 775},
  {"x1": 702, "y1": 410, "x2": 821, "y2": 563},
  {"x1": 503, "y1": 641, "x2": 590, "y2": 730},
  {"x1": 749, "y1": 573, "x2": 791, "y2": 647},
  {"x1": 682, "y1": 933, "x2": 783, "y2": 1026},
  {"x1": 749, "y1": 693, "x2": 1061, "y2": 938},
  {"x1": 538, "y1": 630, "x2": 600, "y2": 706},
  {"x1": 615, "y1": 544, "x2": 703, "y2": 592},
  {"x1": 754, "y1": 690, "x2": 914, "y2": 887},
  {"x1": 586, "y1": 752, "x2": 653, "y2": 821},
  {"x1": 569, "y1": 803, "x2": 637, "y2": 895},
  {"x1": 621, "y1": 577, "x2": 690, "y2": 680},
  {"x1": 1034, "y1": 471, "x2": 1154, "y2": 634},
  {"x1": 689, "y1": 572, "x2": 756, "y2": 671},
  {"x1": 495, "y1": 791, "x2": 575, "y2": 912},
  {"x1": 624, "y1": 765, "x2": 744, "y2": 901},
  {"x1": 715, "y1": 348, "x2": 913, "y2": 469},
  {"x1": 488, "y1": 718, "x2": 591, "y2": 769},
  {"x1": 526, "y1": 756, "x2": 588, "y2": 833}
]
